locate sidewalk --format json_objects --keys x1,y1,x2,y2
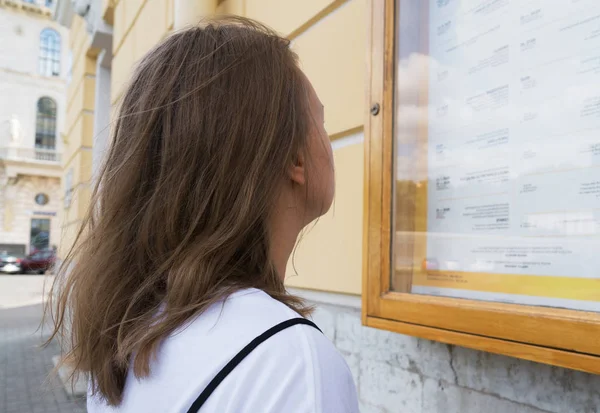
[{"x1": 0, "y1": 275, "x2": 86, "y2": 413}]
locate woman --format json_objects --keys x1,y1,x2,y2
[{"x1": 48, "y1": 17, "x2": 360, "y2": 413}]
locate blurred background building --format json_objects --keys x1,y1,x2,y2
[{"x1": 0, "y1": 0, "x2": 68, "y2": 256}]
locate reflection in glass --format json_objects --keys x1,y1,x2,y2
[{"x1": 392, "y1": 0, "x2": 600, "y2": 312}]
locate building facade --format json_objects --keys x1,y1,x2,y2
[
  {"x1": 56, "y1": 1, "x2": 600, "y2": 412},
  {"x1": 0, "y1": 0, "x2": 68, "y2": 256}
]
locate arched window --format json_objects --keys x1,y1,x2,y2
[
  {"x1": 39, "y1": 28, "x2": 60, "y2": 77},
  {"x1": 36, "y1": 97, "x2": 57, "y2": 151}
]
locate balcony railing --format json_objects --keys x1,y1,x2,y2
[
  {"x1": 0, "y1": 0, "x2": 53, "y2": 16},
  {"x1": 0, "y1": 147, "x2": 61, "y2": 163},
  {"x1": 21, "y1": 0, "x2": 52, "y2": 6}
]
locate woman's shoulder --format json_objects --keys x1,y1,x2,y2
[
  {"x1": 175, "y1": 288, "x2": 341, "y2": 365},
  {"x1": 174, "y1": 288, "x2": 304, "y2": 338},
  {"x1": 162, "y1": 288, "x2": 324, "y2": 365},
  {"x1": 188, "y1": 289, "x2": 359, "y2": 412},
  {"x1": 169, "y1": 288, "x2": 343, "y2": 367}
]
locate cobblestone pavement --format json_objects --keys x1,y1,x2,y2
[{"x1": 0, "y1": 275, "x2": 86, "y2": 413}]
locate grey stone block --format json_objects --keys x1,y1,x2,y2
[
  {"x1": 359, "y1": 359, "x2": 423, "y2": 412},
  {"x1": 302, "y1": 297, "x2": 600, "y2": 413},
  {"x1": 336, "y1": 304, "x2": 457, "y2": 384},
  {"x1": 450, "y1": 346, "x2": 600, "y2": 413},
  {"x1": 422, "y1": 378, "x2": 551, "y2": 413}
]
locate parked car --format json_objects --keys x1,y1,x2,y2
[
  {"x1": 0, "y1": 253, "x2": 25, "y2": 274},
  {"x1": 20, "y1": 250, "x2": 56, "y2": 274}
]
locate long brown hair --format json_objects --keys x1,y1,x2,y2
[{"x1": 47, "y1": 17, "x2": 313, "y2": 406}]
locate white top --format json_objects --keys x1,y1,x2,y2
[{"x1": 87, "y1": 288, "x2": 360, "y2": 413}]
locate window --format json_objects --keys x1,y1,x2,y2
[
  {"x1": 35, "y1": 193, "x2": 49, "y2": 206},
  {"x1": 30, "y1": 218, "x2": 50, "y2": 252},
  {"x1": 35, "y1": 97, "x2": 57, "y2": 154},
  {"x1": 39, "y1": 28, "x2": 60, "y2": 77},
  {"x1": 364, "y1": 0, "x2": 600, "y2": 374}
]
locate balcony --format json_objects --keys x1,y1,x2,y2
[
  {"x1": 0, "y1": 146, "x2": 62, "y2": 179},
  {"x1": 0, "y1": 147, "x2": 61, "y2": 163},
  {"x1": 0, "y1": 0, "x2": 54, "y2": 16}
]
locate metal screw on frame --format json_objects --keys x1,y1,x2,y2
[{"x1": 370, "y1": 103, "x2": 380, "y2": 116}]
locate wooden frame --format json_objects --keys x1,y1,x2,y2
[{"x1": 363, "y1": 0, "x2": 600, "y2": 374}]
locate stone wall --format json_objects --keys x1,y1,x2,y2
[{"x1": 307, "y1": 298, "x2": 600, "y2": 413}]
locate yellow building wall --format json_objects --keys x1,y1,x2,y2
[
  {"x1": 108, "y1": 0, "x2": 366, "y2": 295},
  {"x1": 59, "y1": 182, "x2": 91, "y2": 255},
  {"x1": 286, "y1": 141, "x2": 364, "y2": 293},
  {"x1": 221, "y1": 0, "x2": 339, "y2": 36},
  {"x1": 293, "y1": 1, "x2": 365, "y2": 137},
  {"x1": 62, "y1": 114, "x2": 94, "y2": 170},
  {"x1": 60, "y1": 15, "x2": 96, "y2": 255},
  {"x1": 266, "y1": 0, "x2": 366, "y2": 294},
  {"x1": 66, "y1": 72, "x2": 95, "y2": 127},
  {"x1": 110, "y1": 0, "x2": 173, "y2": 104}
]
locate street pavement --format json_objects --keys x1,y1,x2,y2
[{"x1": 0, "y1": 275, "x2": 86, "y2": 413}]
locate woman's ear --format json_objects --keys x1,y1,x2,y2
[{"x1": 289, "y1": 151, "x2": 306, "y2": 185}]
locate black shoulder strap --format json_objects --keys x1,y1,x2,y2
[{"x1": 186, "y1": 317, "x2": 322, "y2": 413}]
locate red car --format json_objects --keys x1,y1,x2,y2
[{"x1": 21, "y1": 250, "x2": 56, "y2": 274}]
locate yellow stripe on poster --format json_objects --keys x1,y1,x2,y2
[{"x1": 412, "y1": 270, "x2": 600, "y2": 302}]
